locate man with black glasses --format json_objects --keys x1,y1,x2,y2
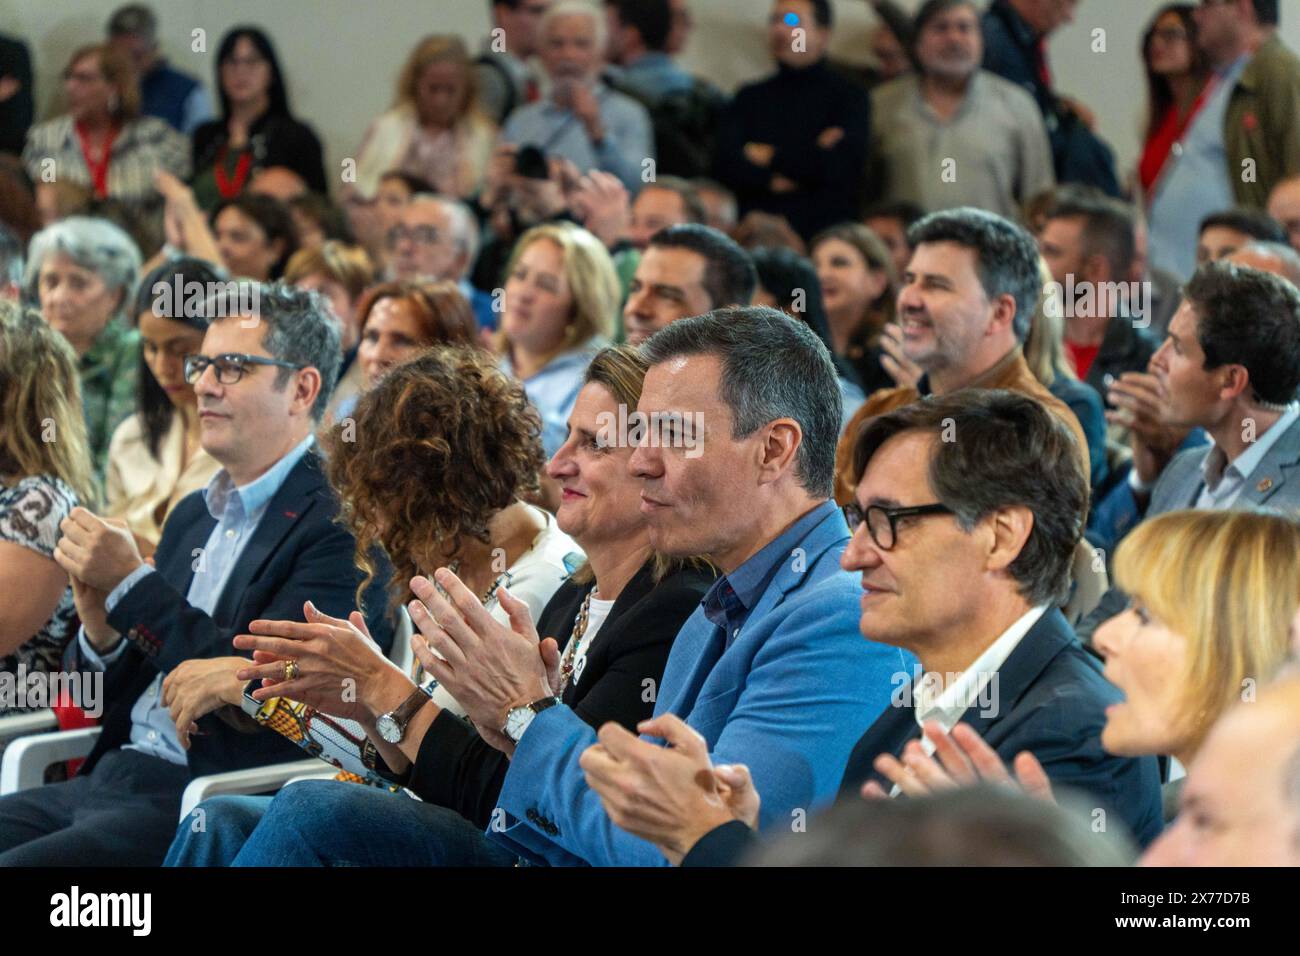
[
  {"x1": 0, "y1": 283, "x2": 392, "y2": 866},
  {"x1": 582, "y1": 389, "x2": 1163, "y2": 864}
]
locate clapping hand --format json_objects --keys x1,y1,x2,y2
[
  {"x1": 862, "y1": 720, "x2": 1055, "y2": 802},
  {"x1": 580, "y1": 713, "x2": 758, "y2": 865}
]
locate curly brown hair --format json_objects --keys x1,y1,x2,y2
[{"x1": 325, "y1": 344, "x2": 544, "y2": 611}]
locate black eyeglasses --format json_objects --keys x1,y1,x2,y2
[
  {"x1": 843, "y1": 502, "x2": 954, "y2": 551},
  {"x1": 183, "y1": 353, "x2": 304, "y2": 385}
]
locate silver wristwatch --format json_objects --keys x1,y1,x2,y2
[{"x1": 502, "y1": 696, "x2": 561, "y2": 743}]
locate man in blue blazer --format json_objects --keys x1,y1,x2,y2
[
  {"x1": 481, "y1": 307, "x2": 907, "y2": 866},
  {"x1": 1081, "y1": 260, "x2": 1300, "y2": 641},
  {"x1": 584, "y1": 390, "x2": 1164, "y2": 864},
  {"x1": 0, "y1": 285, "x2": 391, "y2": 866},
  {"x1": 307, "y1": 307, "x2": 904, "y2": 868}
]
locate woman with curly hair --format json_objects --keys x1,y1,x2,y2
[
  {"x1": 163, "y1": 345, "x2": 717, "y2": 866},
  {"x1": 156, "y1": 343, "x2": 581, "y2": 747}
]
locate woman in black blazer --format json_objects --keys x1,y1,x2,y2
[
  {"x1": 163, "y1": 345, "x2": 715, "y2": 865},
  {"x1": 407, "y1": 556, "x2": 716, "y2": 829}
]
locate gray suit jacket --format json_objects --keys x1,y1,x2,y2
[
  {"x1": 1079, "y1": 414, "x2": 1300, "y2": 642},
  {"x1": 1148, "y1": 415, "x2": 1300, "y2": 516}
]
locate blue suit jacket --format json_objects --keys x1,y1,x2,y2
[
  {"x1": 489, "y1": 504, "x2": 913, "y2": 866},
  {"x1": 74, "y1": 451, "x2": 393, "y2": 780},
  {"x1": 684, "y1": 608, "x2": 1163, "y2": 866}
]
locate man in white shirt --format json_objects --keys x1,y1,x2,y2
[{"x1": 833, "y1": 390, "x2": 1160, "y2": 853}]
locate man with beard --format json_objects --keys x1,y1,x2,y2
[{"x1": 869, "y1": 0, "x2": 1053, "y2": 220}]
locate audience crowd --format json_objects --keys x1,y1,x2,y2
[{"x1": 0, "y1": 0, "x2": 1298, "y2": 870}]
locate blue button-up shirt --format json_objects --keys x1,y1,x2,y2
[
  {"x1": 617, "y1": 52, "x2": 696, "y2": 101},
  {"x1": 702, "y1": 500, "x2": 839, "y2": 649},
  {"x1": 1148, "y1": 55, "x2": 1250, "y2": 281},
  {"x1": 79, "y1": 434, "x2": 316, "y2": 765},
  {"x1": 500, "y1": 81, "x2": 655, "y2": 193}
]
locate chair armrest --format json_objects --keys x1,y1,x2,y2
[
  {"x1": 0, "y1": 710, "x2": 60, "y2": 752},
  {"x1": 0, "y1": 726, "x2": 101, "y2": 795},
  {"x1": 178, "y1": 759, "x2": 329, "y2": 821}
]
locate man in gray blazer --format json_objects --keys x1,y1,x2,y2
[{"x1": 1081, "y1": 261, "x2": 1300, "y2": 640}]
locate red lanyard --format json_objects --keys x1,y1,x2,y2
[
  {"x1": 214, "y1": 143, "x2": 254, "y2": 199},
  {"x1": 74, "y1": 121, "x2": 118, "y2": 199}
]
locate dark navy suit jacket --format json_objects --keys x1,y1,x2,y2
[
  {"x1": 685, "y1": 608, "x2": 1164, "y2": 865},
  {"x1": 74, "y1": 451, "x2": 393, "y2": 780}
]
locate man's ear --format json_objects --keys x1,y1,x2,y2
[
  {"x1": 292, "y1": 365, "x2": 322, "y2": 416},
  {"x1": 985, "y1": 505, "x2": 1034, "y2": 575},
  {"x1": 989, "y1": 292, "x2": 1018, "y2": 338},
  {"x1": 1217, "y1": 363, "x2": 1252, "y2": 403},
  {"x1": 756, "y1": 418, "x2": 802, "y2": 486}
]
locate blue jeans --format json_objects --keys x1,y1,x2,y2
[
  {"x1": 227, "y1": 779, "x2": 520, "y2": 867},
  {"x1": 164, "y1": 794, "x2": 272, "y2": 866}
]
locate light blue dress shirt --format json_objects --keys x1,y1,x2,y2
[
  {"x1": 1148, "y1": 56, "x2": 1250, "y2": 282},
  {"x1": 617, "y1": 52, "x2": 696, "y2": 101},
  {"x1": 1196, "y1": 403, "x2": 1300, "y2": 509},
  {"x1": 79, "y1": 434, "x2": 316, "y2": 765},
  {"x1": 505, "y1": 340, "x2": 605, "y2": 459},
  {"x1": 500, "y1": 82, "x2": 655, "y2": 194}
]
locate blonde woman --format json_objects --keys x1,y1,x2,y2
[
  {"x1": 0, "y1": 302, "x2": 96, "y2": 706},
  {"x1": 1025, "y1": 257, "x2": 1109, "y2": 489},
  {"x1": 864, "y1": 509, "x2": 1300, "y2": 810},
  {"x1": 497, "y1": 221, "x2": 618, "y2": 458},
  {"x1": 284, "y1": 242, "x2": 376, "y2": 423},
  {"x1": 351, "y1": 35, "x2": 497, "y2": 202},
  {"x1": 1094, "y1": 510, "x2": 1300, "y2": 771}
]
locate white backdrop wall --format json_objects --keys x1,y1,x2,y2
[{"x1": 3, "y1": 0, "x2": 1299, "y2": 194}]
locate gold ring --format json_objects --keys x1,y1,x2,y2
[{"x1": 284, "y1": 659, "x2": 300, "y2": 681}]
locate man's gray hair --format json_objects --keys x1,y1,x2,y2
[
  {"x1": 209, "y1": 281, "x2": 342, "y2": 422},
  {"x1": 107, "y1": 4, "x2": 158, "y2": 43},
  {"x1": 542, "y1": 0, "x2": 608, "y2": 55},
  {"x1": 410, "y1": 193, "x2": 479, "y2": 274},
  {"x1": 24, "y1": 216, "x2": 142, "y2": 321},
  {"x1": 908, "y1": 207, "x2": 1042, "y2": 342},
  {"x1": 640, "y1": 305, "x2": 841, "y2": 498}
]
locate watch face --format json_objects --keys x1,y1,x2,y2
[
  {"x1": 504, "y1": 707, "x2": 534, "y2": 743},
  {"x1": 376, "y1": 714, "x2": 402, "y2": 744}
]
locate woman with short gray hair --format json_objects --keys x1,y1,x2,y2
[{"x1": 24, "y1": 215, "x2": 143, "y2": 486}]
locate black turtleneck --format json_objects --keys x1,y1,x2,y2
[{"x1": 713, "y1": 57, "x2": 872, "y2": 241}]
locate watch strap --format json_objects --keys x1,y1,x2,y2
[{"x1": 386, "y1": 685, "x2": 431, "y2": 730}]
